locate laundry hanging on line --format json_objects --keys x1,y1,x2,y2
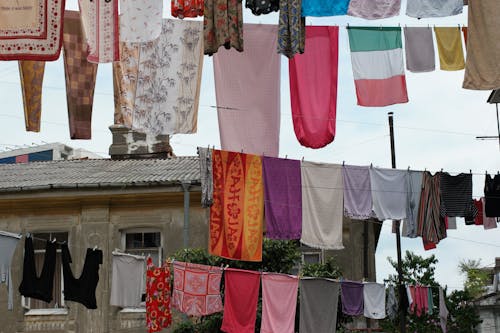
[{"x1": 0, "y1": 231, "x2": 21, "y2": 310}]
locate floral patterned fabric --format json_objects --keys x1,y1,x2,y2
[
  {"x1": 119, "y1": 0, "x2": 163, "y2": 42},
  {"x1": 203, "y1": 0, "x2": 244, "y2": 55},
  {"x1": 172, "y1": 261, "x2": 223, "y2": 316},
  {"x1": 78, "y1": 0, "x2": 120, "y2": 63},
  {"x1": 245, "y1": 0, "x2": 279, "y2": 15},
  {"x1": 115, "y1": 19, "x2": 204, "y2": 135},
  {"x1": 172, "y1": 0, "x2": 204, "y2": 18},
  {"x1": 146, "y1": 258, "x2": 172, "y2": 333},
  {"x1": 278, "y1": 0, "x2": 305, "y2": 58}
]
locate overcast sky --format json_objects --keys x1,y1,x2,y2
[{"x1": 0, "y1": 0, "x2": 498, "y2": 290}]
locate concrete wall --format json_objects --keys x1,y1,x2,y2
[{"x1": 0, "y1": 189, "x2": 207, "y2": 333}]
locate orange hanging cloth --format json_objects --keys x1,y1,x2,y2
[
  {"x1": 209, "y1": 150, "x2": 264, "y2": 262},
  {"x1": 18, "y1": 61, "x2": 45, "y2": 132}
]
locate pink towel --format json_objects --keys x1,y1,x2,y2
[
  {"x1": 260, "y1": 273, "x2": 299, "y2": 333},
  {"x1": 289, "y1": 26, "x2": 339, "y2": 149},
  {"x1": 213, "y1": 24, "x2": 280, "y2": 157},
  {"x1": 221, "y1": 268, "x2": 260, "y2": 333}
]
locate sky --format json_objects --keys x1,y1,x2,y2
[{"x1": 0, "y1": 0, "x2": 499, "y2": 290}]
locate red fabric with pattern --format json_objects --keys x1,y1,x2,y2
[{"x1": 146, "y1": 258, "x2": 172, "y2": 333}]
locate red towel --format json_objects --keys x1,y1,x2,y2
[
  {"x1": 289, "y1": 26, "x2": 339, "y2": 149},
  {"x1": 221, "y1": 268, "x2": 260, "y2": 333}
]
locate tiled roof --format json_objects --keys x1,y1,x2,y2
[{"x1": 0, "y1": 157, "x2": 200, "y2": 192}]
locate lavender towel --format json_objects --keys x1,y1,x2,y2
[
  {"x1": 300, "y1": 278, "x2": 340, "y2": 333},
  {"x1": 214, "y1": 24, "x2": 280, "y2": 157},
  {"x1": 404, "y1": 27, "x2": 436, "y2": 73},
  {"x1": 341, "y1": 281, "x2": 364, "y2": 316},
  {"x1": 342, "y1": 165, "x2": 372, "y2": 220},
  {"x1": 347, "y1": 0, "x2": 401, "y2": 19},
  {"x1": 263, "y1": 157, "x2": 302, "y2": 240}
]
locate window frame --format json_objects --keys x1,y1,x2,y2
[{"x1": 119, "y1": 228, "x2": 163, "y2": 312}]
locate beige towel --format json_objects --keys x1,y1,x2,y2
[
  {"x1": 463, "y1": 0, "x2": 500, "y2": 90},
  {"x1": 300, "y1": 161, "x2": 344, "y2": 249}
]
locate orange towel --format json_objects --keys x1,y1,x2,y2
[
  {"x1": 209, "y1": 150, "x2": 263, "y2": 261},
  {"x1": 18, "y1": 61, "x2": 45, "y2": 132}
]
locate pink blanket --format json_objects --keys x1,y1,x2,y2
[
  {"x1": 289, "y1": 26, "x2": 339, "y2": 149},
  {"x1": 213, "y1": 24, "x2": 280, "y2": 157}
]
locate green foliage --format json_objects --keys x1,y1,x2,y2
[
  {"x1": 301, "y1": 256, "x2": 342, "y2": 279},
  {"x1": 382, "y1": 251, "x2": 482, "y2": 333},
  {"x1": 387, "y1": 251, "x2": 438, "y2": 286},
  {"x1": 458, "y1": 259, "x2": 490, "y2": 298},
  {"x1": 447, "y1": 289, "x2": 483, "y2": 333}
]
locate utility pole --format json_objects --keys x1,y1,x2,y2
[{"x1": 388, "y1": 112, "x2": 406, "y2": 333}]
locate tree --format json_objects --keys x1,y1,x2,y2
[
  {"x1": 382, "y1": 251, "x2": 482, "y2": 333},
  {"x1": 458, "y1": 259, "x2": 490, "y2": 298}
]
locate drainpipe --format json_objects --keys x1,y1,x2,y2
[{"x1": 181, "y1": 182, "x2": 191, "y2": 249}]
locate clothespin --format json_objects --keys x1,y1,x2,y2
[
  {"x1": 469, "y1": 169, "x2": 472, "y2": 174},
  {"x1": 26, "y1": 232, "x2": 31, "y2": 238},
  {"x1": 285, "y1": 154, "x2": 288, "y2": 159},
  {"x1": 342, "y1": 160, "x2": 345, "y2": 166},
  {"x1": 370, "y1": 163, "x2": 373, "y2": 169},
  {"x1": 51, "y1": 237, "x2": 57, "y2": 243},
  {"x1": 407, "y1": 166, "x2": 410, "y2": 171},
  {"x1": 93, "y1": 245, "x2": 98, "y2": 251},
  {"x1": 458, "y1": 24, "x2": 460, "y2": 30},
  {"x1": 301, "y1": 156, "x2": 304, "y2": 162}
]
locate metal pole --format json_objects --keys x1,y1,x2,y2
[
  {"x1": 388, "y1": 112, "x2": 406, "y2": 333},
  {"x1": 496, "y1": 103, "x2": 500, "y2": 151},
  {"x1": 182, "y1": 182, "x2": 191, "y2": 248}
]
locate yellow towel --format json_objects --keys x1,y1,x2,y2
[{"x1": 434, "y1": 27, "x2": 465, "y2": 71}]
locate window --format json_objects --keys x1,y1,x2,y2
[
  {"x1": 300, "y1": 245, "x2": 324, "y2": 265},
  {"x1": 22, "y1": 232, "x2": 68, "y2": 311},
  {"x1": 121, "y1": 229, "x2": 162, "y2": 310}
]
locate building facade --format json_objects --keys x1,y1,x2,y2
[{"x1": 0, "y1": 154, "x2": 378, "y2": 333}]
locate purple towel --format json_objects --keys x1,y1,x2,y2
[
  {"x1": 341, "y1": 281, "x2": 364, "y2": 316},
  {"x1": 263, "y1": 157, "x2": 302, "y2": 239},
  {"x1": 342, "y1": 165, "x2": 372, "y2": 220}
]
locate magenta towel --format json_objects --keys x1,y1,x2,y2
[
  {"x1": 341, "y1": 281, "x2": 364, "y2": 316},
  {"x1": 214, "y1": 24, "x2": 280, "y2": 157},
  {"x1": 260, "y1": 273, "x2": 298, "y2": 333},
  {"x1": 289, "y1": 26, "x2": 338, "y2": 149},
  {"x1": 342, "y1": 165, "x2": 373, "y2": 220},
  {"x1": 263, "y1": 157, "x2": 302, "y2": 240}
]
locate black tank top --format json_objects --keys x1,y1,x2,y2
[
  {"x1": 485, "y1": 174, "x2": 500, "y2": 217},
  {"x1": 18, "y1": 237, "x2": 57, "y2": 303},
  {"x1": 61, "y1": 243, "x2": 103, "y2": 309}
]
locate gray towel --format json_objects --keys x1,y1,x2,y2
[
  {"x1": 386, "y1": 285, "x2": 398, "y2": 320},
  {"x1": 198, "y1": 147, "x2": 213, "y2": 208},
  {"x1": 403, "y1": 170, "x2": 424, "y2": 238},
  {"x1": 300, "y1": 278, "x2": 339, "y2": 333},
  {"x1": 404, "y1": 27, "x2": 436, "y2": 73}
]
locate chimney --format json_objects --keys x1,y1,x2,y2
[{"x1": 108, "y1": 125, "x2": 174, "y2": 160}]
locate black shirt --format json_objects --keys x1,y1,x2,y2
[
  {"x1": 485, "y1": 174, "x2": 500, "y2": 218},
  {"x1": 19, "y1": 237, "x2": 57, "y2": 303},
  {"x1": 61, "y1": 244, "x2": 103, "y2": 309}
]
